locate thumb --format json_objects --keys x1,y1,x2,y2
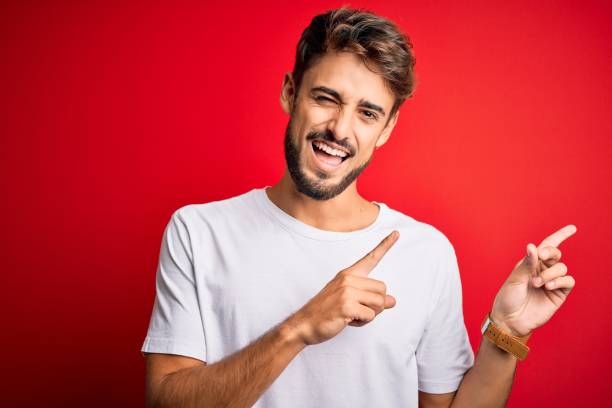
[
  {"x1": 520, "y1": 243, "x2": 539, "y2": 277},
  {"x1": 384, "y1": 294, "x2": 396, "y2": 309}
]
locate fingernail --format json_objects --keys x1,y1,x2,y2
[{"x1": 533, "y1": 276, "x2": 543, "y2": 287}]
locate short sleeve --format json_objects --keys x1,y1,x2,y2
[
  {"x1": 141, "y1": 209, "x2": 207, "y2": 362},
  {"x1": 416, "y1": 238, "x2": 474, "y2": 393}
]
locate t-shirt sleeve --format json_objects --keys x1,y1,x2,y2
[
  {"x1": 415, "y1": 238, "x2": 474, "y2": 393},
  {"x1": 141, "y1": 208, "x2": 207, "y2": 362}
]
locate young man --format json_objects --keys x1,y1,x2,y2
[{"x1": 141, "y1": 7, "x2": 577, "y2": 407}]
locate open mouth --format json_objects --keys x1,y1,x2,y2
[{"x1": 311, "y1": 140, "x2": 351, "y2": 168}]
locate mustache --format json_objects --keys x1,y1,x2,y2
[{"x1": 305, "y1": 129, "x2": 355, "y2": 157}]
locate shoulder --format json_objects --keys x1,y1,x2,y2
[
  {"x1": 381, "y1": 204, "x2": 455, "y2": 255},
  {"x1": 170, "y1": 188, "x2": 259, "y2": 227}
]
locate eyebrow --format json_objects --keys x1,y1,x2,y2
[{"x1": 310, "y1": 86, "x2": 387, "y2": 118}]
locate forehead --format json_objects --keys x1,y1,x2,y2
[{"x1": 300, "y1": 51, "x2": 394, "y2": 111}]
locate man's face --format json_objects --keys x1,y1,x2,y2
[{"x1": 281, "y1": 51, "x2": 398, "y2": 201}]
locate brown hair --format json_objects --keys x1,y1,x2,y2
[{"x1": 292, "y1": 6, "x2": 416, "y2": 121}]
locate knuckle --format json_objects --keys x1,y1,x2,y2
[
  {"x1": 368, "y1": 278, "x2": 386, "y2": 294},
  {"x1": 338, "y1": 274, "x2": 352, "y2": 287},
  {"x1": 338, "y1": 286, "x2": 353, "y2": 301},
  {"x1": 557, "y1": 262, "x2": 568, "y2": 274},
  {"x1": 337, "y1": 269, "x2": 350, "y2": 278},
  {"x1": 370, "y1": 278, "x2": 386, "y2": 293},
  {"x1": 340, "y1": 303, "x2": 352, "y2": 316},
  {"x1": 366, "y1": 295, "x2": 382, "y2": 313}
]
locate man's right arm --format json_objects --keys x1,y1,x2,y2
[
  {"x1": 145, "y1": 321, "x2": 304, "y2": 408},
  {"x1": 145, "y1": 230, "x2": 400, "y2": 408}
]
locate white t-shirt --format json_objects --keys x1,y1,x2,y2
[{"x1": 141, "y1": 187, "x2": 474, "y2": 407}]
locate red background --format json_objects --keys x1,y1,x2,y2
[{"x1": 2, "y1": 0, "x2": 610, "y2": 406}]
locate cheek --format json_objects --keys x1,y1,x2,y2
[
  {"x1": 312, "y1": 107, "x2": 337, "y2": 123},
  {"x1": 291, "y1": 110, "x2": 324, "y2": 146},
  {"x1": 354, "y1": 131, "x2": 380, "y2": 156},
  {"x1": 288, "y1": 118, "x2": 311, "y2": 153},
  {"x1": 299, "y1": 105, "x2": 334, "y2": 129}
]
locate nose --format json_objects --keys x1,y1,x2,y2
[{"x1": 327, "y1": 108, "x2": 352, "y2": 142}]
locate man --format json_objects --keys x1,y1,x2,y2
[{"x1": 141, "y1": 7, "x2": 577, "y2": 407}]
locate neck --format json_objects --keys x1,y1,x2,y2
[{"x1": 265, "y1": 169, "x2": 380, "y2": 232}]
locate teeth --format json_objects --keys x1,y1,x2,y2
[{"x1": 313, "y1": 141, "x2": 348, "y2": 158}]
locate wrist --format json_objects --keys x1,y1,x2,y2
[
  {"x1": 279, "y1": 315, "x2": 308, "y2": 349},
  {"x1": 489, "y1": 312, "x2": 531, "y2": 340},
  {"x1": 482, "y1": 312, "x2": 531, "y2": 360}
]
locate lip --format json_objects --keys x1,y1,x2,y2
[{"x1": 309, "y1": 141, "x2": 349, "y2": 173}]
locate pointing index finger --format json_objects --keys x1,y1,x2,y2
[
  {"x1": 351, "y1": 230, "x2": 399, "y2": 275},
  {"x1": 538, "y1": 224, "x2": 577, "y2": 249}
]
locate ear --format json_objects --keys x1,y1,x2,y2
[
  {"x1": 375, "y1": 110, "x2": 399, "y2": 149},
  {"x1": 280, "y1": 72, "x2": 296, "y2": 115}
]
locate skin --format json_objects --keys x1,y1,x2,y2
[
  {"x1": 144, "y1": 50, "x2": 577, "y2": 407},
  {"x1": 268, "y1": 50, "x2": 399, "y2": 232}
]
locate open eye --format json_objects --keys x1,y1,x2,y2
[{"x1": 362, "y1": 110, "x2": 378, "y2": 121}]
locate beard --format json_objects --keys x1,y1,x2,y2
[{"x1": 284, "y1": 119, "x2": 373, "y2": 201}]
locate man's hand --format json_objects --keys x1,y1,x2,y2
[
  {"x1": 284, "y1": 230, "x2": 400, "y2": 346},
  {"x1": 490, "y1": 225, "x2": 578, "y2": 336}
]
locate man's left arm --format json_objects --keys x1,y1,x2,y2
[{"x1": 420, "y1": 225, "x2": 578, "y2": 408}]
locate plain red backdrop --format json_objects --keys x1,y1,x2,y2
[{"x1": 2, "y1": 0, "x2": 610, "y2": 406}]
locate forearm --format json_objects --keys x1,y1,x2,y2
[
  {"x1": 450, "y1": 336, "x2": 517, "y2": 408},
  {"x1": 151, "y1": 322, "x2": 305, "y2": 408}
]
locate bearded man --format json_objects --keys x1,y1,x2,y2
[{"x1": 141, "y1": 7, "x2": 577, "y2": 407}]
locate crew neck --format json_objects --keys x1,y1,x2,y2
[{"x1": 252, "y1": 186, "x2": 388, "y2": 242}]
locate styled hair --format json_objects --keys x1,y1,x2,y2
[{"x1": 292, "y1": 6, "x2": 416, "y2": 120}]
